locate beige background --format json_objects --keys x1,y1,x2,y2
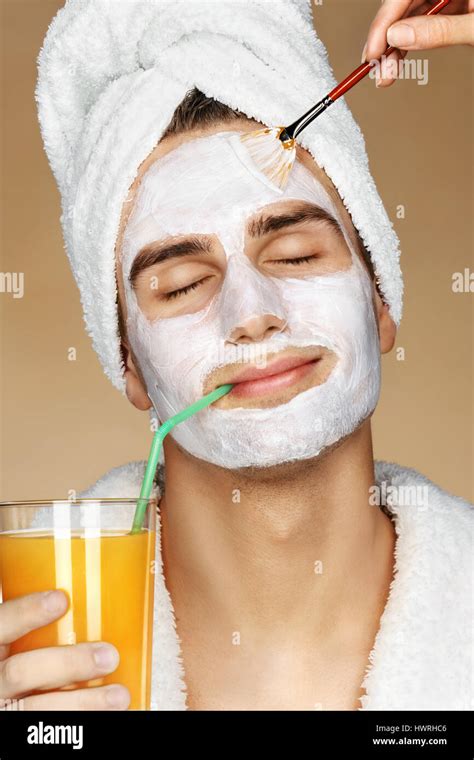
[{"x1": 1, "y1": 1, "x2": 472, "y2": 501}]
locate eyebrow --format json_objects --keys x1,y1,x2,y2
[
  {"x1": 247, "y1": 201, "x2": 343, "y2": 239},
  {"x1": 129, "y1": 236, "x2": 213, "y2": 287},
  {"x1": 128, "y1": 202, "x2": 343, "y2": 287}
]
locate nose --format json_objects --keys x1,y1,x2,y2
[
  {"x1": 220, "y1": 254, "x2": 289, "y2": 345},
  {"x1": 227, "y1": 314, "x2": 287, "y2": 344}
]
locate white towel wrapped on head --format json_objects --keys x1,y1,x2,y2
[{"x1": 35, "y1": 0, "x2": 403, "y2": 392}]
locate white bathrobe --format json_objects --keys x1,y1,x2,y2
[{"x1": 74, "y1": 459, "x2": 473, "y2": 711}]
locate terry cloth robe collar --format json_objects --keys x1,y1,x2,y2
[{"x1": 75, "y1": 459, "x2": 472, "y2": 710}]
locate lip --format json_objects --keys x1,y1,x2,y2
[
  {"x1": 226, "y1": 354, "x2": 322, "y2": 385},
  {"x1": 227, "y1": 357, "x2": 320, "y2": 399},
  {"x1": 208, "y1": 350, "x2": 327, "y2": 402}
]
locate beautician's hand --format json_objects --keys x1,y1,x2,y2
[
  {"x1": 0, "y1": 591, "x2": 130, "y2": 710},
  {"x1": 362, "y1": 0, "x2": 474, "y2": 87}
]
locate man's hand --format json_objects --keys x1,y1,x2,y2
[
  {"x1": 0, "y1": 591, "x2": 130, "y2": 710},
  {"x1": 362, "y1": 1, "x2": 474, "y2": 87}
]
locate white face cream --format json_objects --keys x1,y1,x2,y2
[{"x1": 120, "y1": 131, "x2": 381, "y2": 469}]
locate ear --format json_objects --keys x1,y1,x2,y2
[
  {"x1": 122, "y1": 340, "x2": 152, "y2": 411},
  {"x1": 375, "y1": 291, "x2": 397, "y2": 354}
]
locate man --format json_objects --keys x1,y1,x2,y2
[
  {"x1": 0, "y1": 0, "x2": 472, "y2": 711},
  {"x1": 115, "y1": 92, "x2": 398, "y2": 710}
]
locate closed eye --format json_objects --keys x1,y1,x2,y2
[
  {"x1": 271, "y1": 254, "x2": 319, "y2": 266},
  {"x1": 163, "y1": 275, "x2": 213, "y2": 300},
  {"x1": 163, "y1": 254, "x2": 320, "y2": 299}
]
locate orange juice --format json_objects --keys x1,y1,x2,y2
[{"x1": 0, "y1": 529, "x2": 155, "y2": 710}]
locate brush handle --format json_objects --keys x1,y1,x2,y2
[{"x1": 284, "y1": 0, "x2": 451, "y2": 140}]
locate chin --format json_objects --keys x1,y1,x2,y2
[
  {"x1": 179, "y1": 420, "x2": 369, "y2": 483},
  {"x1": 224, "y1": 437, "x2": 346, "y2": 482}
]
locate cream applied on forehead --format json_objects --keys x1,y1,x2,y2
[{"x1": 121, "y1": 131, "x2": 348, "y2": 280}]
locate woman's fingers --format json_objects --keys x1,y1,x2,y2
[
  {"x1": 18, "y1": 684, "x2": 131, "y2": 711},
  {"x1": 364, "y1": 0, "x2": 419, "y2": 60},
  {"x1": 0, "y1": 642, "x2": 120, "y2": 699},
  {"x1": 363, "y1": 0, "x2": 474, "y2": 60},
  {"x1": 373, "y1": 49, "x2": 408, "y2": 87},
  {"x1": 387, "y1": 12, "x2": 474, "y2": 49}
]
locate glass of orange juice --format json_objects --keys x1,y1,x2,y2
[{"x1": 0, "y1": 498, "x2": 156, "y2": 710}]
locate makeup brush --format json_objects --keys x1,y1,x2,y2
[{"x1": 236, "y1": 0, "x2": 451, "y2": 191}]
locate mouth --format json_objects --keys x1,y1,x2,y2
[
  {"x1": 206, "y1": 348, "x2": 337, "y2": 409},
  {"x1": 228, "y1": 355, "x2": 320, "y2": 397}
]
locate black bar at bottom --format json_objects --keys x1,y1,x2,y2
[{"x1": 0, "y1": 709, "x2": 472, "y2": 757}]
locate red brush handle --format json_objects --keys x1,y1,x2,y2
[{"x1": 328, "y1": 0, "x2": 451, "y2": 102}]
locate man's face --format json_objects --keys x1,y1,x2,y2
[{"x1": 115, "y1": 120, "x2": 395, "y2": 469}]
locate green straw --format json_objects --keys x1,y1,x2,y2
[{"x1": 130, "y1": 383, "x2": 234, "y2": 534}]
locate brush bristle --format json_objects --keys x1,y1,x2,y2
[{"x1": 240, "y1": 127, "x2": 296, "y2": 191}]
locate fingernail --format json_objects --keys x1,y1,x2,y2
[
  {"x1": 361, "y1": 42, "x2": 368, "y2": 63},
  {"x1": 387, "y1": 23, "x2": 416, "y2": 47},
  {"x1": 92, "y1": 644, "x2": 118, "y2": 671},
  {"x1": 105, "y1": 685, "x2": 130, "y2": 709},
  {"x1": 43, "y1": 590, "x2": 66, "y2": 613}
]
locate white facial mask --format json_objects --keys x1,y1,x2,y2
[{"x1": 121, "y1": 132, "x2": 381, "y2": 469}]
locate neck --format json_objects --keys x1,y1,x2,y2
[{"x1": 160, "y1": 420, "x2": 395, "y2": 645}]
